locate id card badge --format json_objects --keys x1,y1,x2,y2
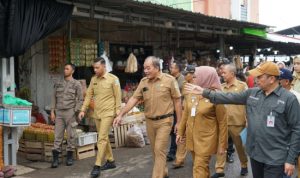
[
  {"x1": 191, "y1": 107, "x2": 196, "y2": 117},
  {"x1": 267, "y1": 112, "x2": 275, "y2": 127}
]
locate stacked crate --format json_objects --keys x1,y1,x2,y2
[{"x1": 75, "y1": 132, "x2": 97, "y2": 160}]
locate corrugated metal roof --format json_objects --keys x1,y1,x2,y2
[
  {"x1": 276, "y1": 25, "x2": 300, "y2": 35},
  {"x1": 66, "y1": 0, "x2": 268, "y2": 30}
]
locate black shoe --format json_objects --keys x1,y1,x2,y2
[
  {"x1": 101, "y1": 160, "x2": 116, "y2": 171},
  {"x1": 211, "y1": 173, "x2": 225, "y2": 178},
  {"x1": 240, "y1": 167, "x2": 248, "y2": 176},
  {"x1": 66, "y1": 151, "x2": 74, "y2": 166},
  {"x1": 90, "y1": 166, "x2": 101, "y2": 178},
  {"x1": 166, "y1": 154, "x2": 175, "y2": 162},
  {"x1": 226, "y1": 154, "x2": 234, "y2": 163},
  {"x1": 51, "y1": 150, "x2": 59, "y2": 168}
]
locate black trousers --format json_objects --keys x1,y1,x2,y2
[
  {"x1": 168, "y1": 114, "x2": 177, "y2": 156},
  {"x1": 250, "y1": 158, "x2": 285, "y2": 178},
  {"x1": 227, "y1": 136, "x2": 235, "y2": 155}
]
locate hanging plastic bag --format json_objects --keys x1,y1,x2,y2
[
  {"x1": 125, "y1": 53, "x2": 138, "y2": 73},
  {"x1": 101, "y1": 51, "x2": 112, "y2": 72},
  {"x1": 126, "y1": 124, "x2": 145, "y2": 148}
]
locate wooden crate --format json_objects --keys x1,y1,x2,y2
[
  {"x1": 110, "y1": 124, "x2": 133, "y2": 148},
  {"x1": 26, "y1": 153, "x2": 43, "y2": 161},
  {"x1": 23, "y1": 140, "x2": 44, "y2": 161},
  {"x1": 76, "y1": 144, "x2": 95, "y2": 160},
  {"x1": 18, "y1": 139, "x2": 26, "y2": 153},
  {"x1": 25, "y1": 140, "x2": 43, "y2": 149}
]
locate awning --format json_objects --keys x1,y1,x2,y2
[
  {"x1": 266, "y1": 33, "x2": 300, "y2": 44},
  {"x1": 242, "y1": 28, "x2": 300, "y2": 44}
]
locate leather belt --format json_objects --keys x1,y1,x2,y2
[{"x1": 147, "y1": 113, "x2": 173, "y2": 121}]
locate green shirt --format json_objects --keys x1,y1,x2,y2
[{"x1": 203, "y1": 86, "x2": 300, "y2": 165}]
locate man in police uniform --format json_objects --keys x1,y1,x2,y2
[
  {"x1": 114, "y1": 56, "x2": 182, "y2": 178},
  {"x1": 78, "y1": 57, "x2": 121, "y2": 178},
  {"x1": 212, "y1": 64, "x2": 248, "y2": 178},
  {"x1": 50, "y1": 63, "x2": 83, "y2": 168}
]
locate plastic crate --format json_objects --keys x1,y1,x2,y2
[
  {"x1": 76, "y1": 132, "x2": 97, "y2": 146},
  {"x1": 0, "y1": 105, "x2": 32, "y2": 127}
]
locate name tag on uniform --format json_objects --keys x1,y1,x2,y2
[
  {"x1": 267, "y1": 113, "x2": 275, "y2": 127},
  {"x1": 191, "y1": 107, "x2": 196, "y2": 117}
]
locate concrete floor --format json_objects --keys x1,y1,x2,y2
[{"x1": 14, "y1": 145, "x2": 297, "y2": 178}]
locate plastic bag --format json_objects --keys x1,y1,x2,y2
[
  {"x1": 126, "y1": 125, "x2": 145, "y2": 148},
  {"x1": 3, "y1": 94, "x2": 32, "y2": 106},
  {"x1": 139, "y1": 124, "x2": 150, "y2": 145},
  {"x1": 101, "y1": 51, "x2": 112, "y2": 72}
]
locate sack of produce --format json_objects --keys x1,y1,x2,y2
[
  {"x1": 125, "y1": 53, "x2": 138, "y2": 73},
  {"x1": 126, "y1": 125, "x2": 145, "y2": 148}
]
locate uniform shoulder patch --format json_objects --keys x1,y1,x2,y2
[{"x1": 114, "y1": 79, "x2": 120, "y2": 85}]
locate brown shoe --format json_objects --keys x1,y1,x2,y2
[{"x1": 172, "y1": 161, "x2": 184, "y2": 169}]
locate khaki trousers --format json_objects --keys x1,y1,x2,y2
[
  {"x1": 146, "y1": 117, "x2": 173, "y2": 178},
  {"x1": 191, "y1": 151, "x2": 211, "y2": 178},
  {"x1": 94, "y1": 117, "x2": 114, "y2": 166},
  {"x1": 215, "y1": 125, "x2": 248, "y2": 173},
  {"x1": 53, "y1": 109, "x2": 77, "y2": 152},
  {"x1": 175, "y1": 137, "x2": 187, "y2": 164}
]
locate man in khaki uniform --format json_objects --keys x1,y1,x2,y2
[
  {"x1": 50, "y1": 63, "x2": 83, "y2": 168},
  {"x1": 167, "y1": 61, "x2": 185, "y2": 162},
  {"x1": 172, "y1": 64, "x2": 195, "y2": 169},
  {"x1": 78, "y1": 57, "x2": 121, "y2": 178},
  {"x1": 114, "y1": 56, "x2": 182, "y2": 178},
  {"x1": 212, "y1": 64, "x2": 248, "y2": 178}
]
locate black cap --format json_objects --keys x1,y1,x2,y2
[{"x1": 182, "y1": 65, "x2": 195, "y2": 75}]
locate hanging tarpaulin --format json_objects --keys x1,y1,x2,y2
[
  {"x1": 0, "y1": 0, "x2": 73, "y2": 57},
  {"x1": 242, "y1": 28, "x2": 267, "y2": 38}
]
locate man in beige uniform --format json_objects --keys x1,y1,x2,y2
[
  {"x1": 172, "y1": 65, "x2": 195, "y2": 169},
  {"x1": 212, "y1": 64, "x2": 248, "y2": 178},
  {"x1": 114, "y1": 56, "x2": 182, "y2": 178},
  {"x1": 78, "y1": 57, "x2": 121, "y2": 178},
  {"x1": 167, "y1": 61, "x2": 185, "y2": 162},
  {"x1": 50, "y1": 63, "x2": 83, "y2": 168}
]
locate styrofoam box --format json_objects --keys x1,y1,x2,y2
[
  {"x1": 76, "y1": 132, "x2": 98, "y2": 146},
  {"x1": 0, "y1": 105, "x2": 31, "y2": 127}
]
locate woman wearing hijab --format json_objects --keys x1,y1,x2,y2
[{"x1": 177, "y1": 66, "x2": 228, "y2": 178}]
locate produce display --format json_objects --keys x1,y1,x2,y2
[
  {"x1": 48, "y1": 37, "x2": 67, "y2": 73},
  {"x1": 69, "y1": 38, "x2": 97, "y2": 67},
  {"x1": 23, "y1": 123, "x2": 58, "y2": 142}
]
